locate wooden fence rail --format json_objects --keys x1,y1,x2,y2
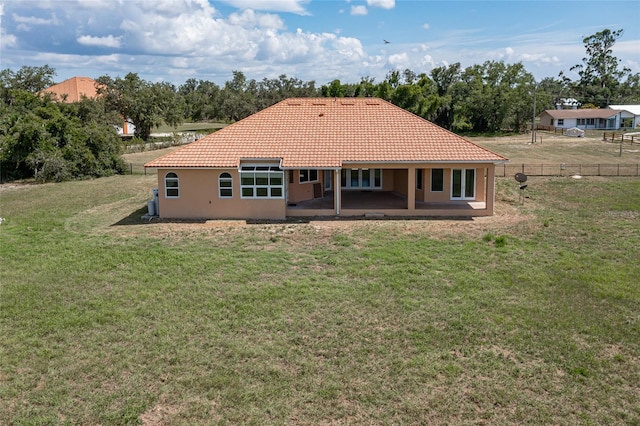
[{"x1": 602, "y1": 132, "x2": 638, "y2": 144}]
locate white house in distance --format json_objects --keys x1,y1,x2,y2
[
  {"x1": 608, "y1": 105, "x2": 640, "y2": 128},
  {"x1": 537, "y1": 108, "x2": 633, "y2": 130}
]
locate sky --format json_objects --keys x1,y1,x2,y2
[{"x1": 1, "y1": 0, "x2": 639, "y2": 87}]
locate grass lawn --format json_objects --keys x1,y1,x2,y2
[
  {"x1": 152, "y1": 122, "x2": 227, "y2": 134},
  {"x1": 1, "y1": 165, "x2": 639, "y2": 422},
  {"x1": 473, "y1": 132, "x2": 640, "y2": 164}
]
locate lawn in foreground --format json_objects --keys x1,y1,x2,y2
[{"x1": 0, "y1": 175, "x2": 639, "y2": 424}]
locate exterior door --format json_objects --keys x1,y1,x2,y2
[
  {"x1": 451, "y1": 169, "x2": 475, "y2": 200},
  {"x1": 324, "y1": 170, "x2": 332, "y2": 191}
]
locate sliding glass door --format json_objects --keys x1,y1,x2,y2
[{"x1": 451, "y1": 169, "x2": 475, "y2": 200}]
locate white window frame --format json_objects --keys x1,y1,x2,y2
[
  {"x1": 219, "y1": 172, "x2": 233, "y2": 198},
  {"x1": 299, "y1": 169, "x2": 319, "y2": 183},
  {"x1": 165, "y1": 172, "x2": 179, "y2": 198},
  {"x1": 341, "y1": 168, "x2": 382, "y2": 189},
  {"x1": 557, "y1": 119, "x2": 564, "y2": 126},
  {"x1": 451, "y1": 169, "x2": 476, "y2": 200},
  {"x1": 239, "y1": 164, "x2": 284, "y2": 199}
]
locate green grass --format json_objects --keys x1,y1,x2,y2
[
  {"x1": 1, "y1": 175, "x2": 639, "y2": 424},
  {"x1": 153, "y1": 121, "x2": 227, "y2": 134}
]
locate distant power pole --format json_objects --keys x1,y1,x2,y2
[{"x1": 531, "y1": 83, "x2": 537, "y2": 144}]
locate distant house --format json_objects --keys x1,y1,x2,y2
[
  {"x1": 538, "y1": 109, "x2": 629, "y2": 130},
  {"x1": 42, "y1": 76, "x2": 99, "y2": 102},
  {"x1": 42, "y1": 76, "x2": 135, "y2": 136},
  {"x1": 144, "y1": 98, "x2": 508, "y2": 220},
  {"x1": 608, "y1": 105, "x2": 640, "y2": 128}
]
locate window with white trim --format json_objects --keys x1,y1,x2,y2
[
  {"x1": 451, "y1": 169, "x2": 475, "y2": 200},
  {"x1": 557, "y1": 119, "x2": 564, "y2": 125},
  {"x1": 299, "y1": 169, "x2": 318, "y2": 183},
  {"x1": 240, "y1": 165, "x2": 284, "y2": 198},
  {"x1": 219, "y1": 172, "x2": 233, "y2": 198},
  {"x1": 165, "y1": 172, "x2": 179, "y2": 198}
]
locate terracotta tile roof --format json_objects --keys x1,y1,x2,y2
[
  {"x1": 145, "y1": 98, "x2": 508, "y2": 169},
  {"x1": 43, "y1": 76, "x2": 100, "y2": 103},
  {"x1": 540, "y1": 109, "x2": 623, "y2": 119}
]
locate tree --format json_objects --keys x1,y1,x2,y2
[
  {"x1": 0, "y1": 65, "x2": 56, "y2": 105},
  {"x1": 570, "y1": 28, "x2": 631, "y2": 107},
  {"x1": 430, "y1": 63, "x2": 462, "y2": 129},
  {"x1": 179, "y1": 78, "x2": 222, "y2": 122},
  {"x1": 96, "y1": 73, "x2": 183, "y2": 140},
  {"x1": 219, "y1": 71, "x2": 258, "y2": 122},
  {"x1": 0, "y1": 89, "x2": 125, "y2": 181}
]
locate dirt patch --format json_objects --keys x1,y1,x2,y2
[
  {"x1": 78, "y1": 195, "x2": 536, "y2": 244},
  {"x1": 139, "y1": 403, "x2": 180, "y2": 426},
  {"x1": 0, "y1": 183, "x2": 38, "y2": 194}
]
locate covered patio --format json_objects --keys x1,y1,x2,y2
[{"x1": 286, "y1": 190, "x2": 487, "y2": 216}]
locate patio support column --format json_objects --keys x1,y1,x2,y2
[
  {"x1": 334, "y1": 169, "x2": 341, "y2": 215},
  {"x1": 486, "y1": 165, "x2": 495, "y2": 214},
  {"x1": 407, "y1": 167, "x2": 416, "y2": 213}
]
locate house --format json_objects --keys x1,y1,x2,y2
[
  {"x1": 42, "y1": 76, "x2": 98, "y2": 103},
  {"x1": 42, "y1": 76, "x2": 135, "y2": 136},
  {"x1": 144, "y1": 98, "x2": 508, "y2": 220},
  {"x1": 608, "y1": 105, "x2": 640, "y2": 128},
  {"x1": 538, "y1": 108, "x2": 629, "y2": 130}
]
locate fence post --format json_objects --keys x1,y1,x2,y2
[{"x1": 130, "y1": 163, "x2": 133, "y2": 175}]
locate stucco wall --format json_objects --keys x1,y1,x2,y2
[
  {"x1": 156, "y1": 168, "x2": 286, "y2": 219},
  {"x1": 155, "y1": 163, "x2": 497, "y2": 219},
  {"x1": 288, "y1": 170, "x2": 323, "y2": 203}
]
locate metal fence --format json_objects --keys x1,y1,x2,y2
[
  {"x1": 496, "y1": 163, "x2": 640, "y2": 177},
  {"x1": 129, "y1": 163, "x2": 640, "y2": 178}
]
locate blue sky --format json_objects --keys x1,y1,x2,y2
[{"x1": 1, "y1": 0, "x2": 639, "y2": 86}]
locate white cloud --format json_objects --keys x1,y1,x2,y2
[
  {"x1": 228, "y1": 9, "x2": 285, "y2": 30},
  {"x1": 77, "y1": 34, "x2": 122, "y2": 48},
  {"x1": 0, "y1": 3, "x2": 17, "y2": 48},
  {"x1": 387, "y1": 52, "x2": 409, "y2": 69},
  {"x1": 1, "y1": 32, "x2": 17, "y2": 48},
  {"x1": 219, "y1": 0, "x2": 310, "y2": 15},
  {"x1": 351, "y1": 6, "x2": 368, "y2": 16},
  {"x1": 518, "y1": 53, "x2": 561, "y2": 65},
  {"x1": 367, "y1": 0, "x2": 395, "y2": 9},
  {"x1": 422, "y1": 23, "x2": 430, "y2": 30},
  {"x1": 421, "y1": 54, "x2": 435, "y2": 68},
  {"x1": 12, "y1": 13, "x2": 59, "y2": 26}
]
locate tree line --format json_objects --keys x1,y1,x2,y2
[{"x1": 1, "y1": 28, "x2": 638, "y2": 182}]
